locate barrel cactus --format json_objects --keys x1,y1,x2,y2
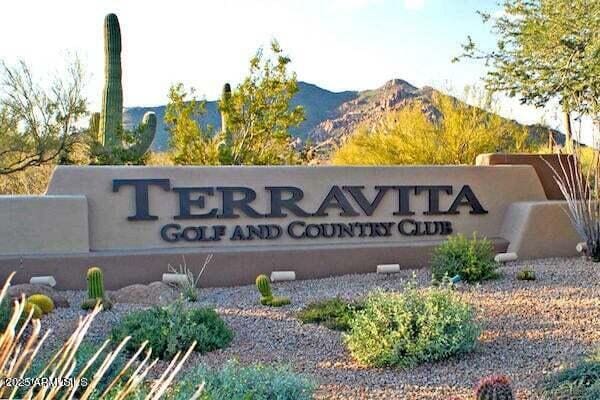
[
  {"x1": 90, "y1": 13, "x2": 156, "y2": 163},
  {"x1": 82, "y1": 266, "x2": 112, "y2": 310},
  {"x1": 27, "y1": 294, "x2": 54, "y2": 314},
  {"x1": 256, "y1": 274, "x2": 272, "y2": 299},
  {"x1": 475, "y1": 375, "x2": 514, "y2": 400},
  {"x1": 24, "y1": 302, "x2": 43, "y2": 320},
  {"x1": 516, "y1": 269, "x2": 536, "y2": 281}
]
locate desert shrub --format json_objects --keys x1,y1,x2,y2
[
  {"x1": 0, "y1": 164, "x2": 54, "y2": 195},
  {"x1": 297, "y1": 297, "x2": 363, "y2": 331},
  {"x1": 25, "y1": 341, "x2": 129, "y2": 399},
  {"x1": 344, "y1": 285, "x2": 479, "y2": 368},
  {"x1": 542, "y1": 349, "x2": 600, "y2": 400},
  {"x1": 171, "y1": 360, "x2": 316, "y2": 400},
  {"x1": 332, "y1": 90, "x2": 537, "y2": 166},
  {"x1": 431, "y1": 234, "x2": 499, "y2": 283},
  {"x1": 0, "y1": 297, "x2": 11, "y2": 331},
  {"x1": 516, "y1": 269, "x2": 536, "y2": 281},
  {"x1": 111, "y1": 300, "x2": 233, "y2": 360}
]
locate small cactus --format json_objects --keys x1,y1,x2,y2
[
  {"x1": 27, "y1": 294, "x2": 54, "y2": 314},
  {"x1": 87, "y1": 266, "x2": 105, "y2": 299},
  {"x1": 83, "y1": 266, "x2": 112, "y2": 311},
  {"x1": 255, "y1": 274, "x2": 290, "y2": 307},
  {"x1": 475, "y1": 375, "x2": 514, "y2": 400},
  {"x1": 256, "y1": 274, "x2": 272, "y2": 299},
  {"x1": 516, "y1": 269, "x2": 536, "y2": 281},
  {"x1": 24, "y1": 302, "x2": 43, "y2": 320}
]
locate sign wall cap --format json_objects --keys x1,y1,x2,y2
[
  {"x1": 270, "y1": 271, "x2": 296, "y2": 282},
  {"x1": 377, "y1": 264, "x2": 400, "y2": 274},
  {"x1": 30, "y1": 276, "x2": 57, "y2": 287},
  {"x1": 494, "y1": 252, "x2": 518, "y2": 263}
]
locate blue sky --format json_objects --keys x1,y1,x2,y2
[{"x1": 0, "y1": 0, "x2": 591, "y2": 139}]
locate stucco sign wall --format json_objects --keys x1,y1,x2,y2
[{"x1": 46, "y1": 165, "x2": 547, "y2": 251}]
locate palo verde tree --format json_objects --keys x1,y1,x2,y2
[
  {"x1": 218, "y1": 40, "x2": 305, "y2": 165},
  {"x1": 165, "y1": 83, "x2": 220, "y2": 165},
  {"x1": 0, "y1": 58, "x2": 87, "y2": 175},
  {"x1": 455, "y1": 0, "x2": 600, "y2": 149}
]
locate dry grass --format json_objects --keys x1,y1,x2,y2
[{"x1": 0, "y1": 273, "x2": 203, "y2": 399}]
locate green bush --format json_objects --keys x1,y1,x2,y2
[
  {"x1": 23, "y1": 341, "x2": 128, "y2": 399},
  {"x1": 111, "y1": 301, "x2": 233, "y2": 360},
  {"x1": 344, "y1": 285, "x2": 480, "y2": 368},
  {"x1": 431, "y1": 233, "x2": 499, "y2": 283},
  {"x1": 542, "y1": 349, "x2": 600, "y2": 399},
  {"x1": 0, "y1": 297, "x2": 11, "y2": 331},
  {"x1": 297, "y1": 297, "x2": 363, "y2": 331},
  {"x1": 171, "y1": 360, "x2": 316, "y2": 400},
  {"x1": 516, "y1": 269, "x2": 536, "y2": 281}
]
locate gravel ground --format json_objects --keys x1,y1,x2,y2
[{"x1": 40, "y1": 257, "x2": 600, "y2": 399}]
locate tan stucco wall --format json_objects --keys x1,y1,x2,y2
[
  {"x1": 0, "y1": 195, "x2": 89, "y2": 256},
  {"x1": 476, "y1": 153, "x2": 575, "y2": 200},
  {"x1": 46, "y1": 165, "x2": 548, "y2": 251},
  {"x1": 500, "y1": 201, "x2": 580, "y2": 259}
]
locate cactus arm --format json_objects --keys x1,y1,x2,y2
[
  {"x1": 89, "y1": 112, "x2": 101, "y2": 143},
  {"x1": 128, "y1": 111, "x2": 156, "y2": 159}
]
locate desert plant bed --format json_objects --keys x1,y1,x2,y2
[{"x1": 26, "y1": 257, "x2": 600, "y2": 399}]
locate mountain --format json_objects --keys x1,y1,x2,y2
[
  {"x1": 124, "y1": 79, "x2": 563, "y2": 155},
  {"x1": 123, "y1": 81, "x2": 357, "y2": 151}
]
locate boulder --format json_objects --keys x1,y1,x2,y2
[
  {"x1": 110, "y1": 282, "x2": 179, "y2": 305},
  {"x1": 8, "y1": 284, "x2": 70, "y2": 308}
]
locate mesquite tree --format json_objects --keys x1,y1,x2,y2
[
  {"x1": 0, "y1": 59, "x2": 87, "y2": 175},
  {"x1": 455, "y1": 0, "x2": 600, "y2": 149}
]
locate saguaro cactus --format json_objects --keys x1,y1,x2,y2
[
  {"x1": 220, "y1": 83, "x2": 232, "y2": 137},
  {"x1": 90, "y1": 13, "x2": 156, "y2": 162}
]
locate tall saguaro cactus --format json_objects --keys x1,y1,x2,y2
[
  {"x1": 90, "y1": 13, "x2": 156, "y2": 163},
  {"x1": 100, "y1": 13, "x2": 123, "y2": 148}
]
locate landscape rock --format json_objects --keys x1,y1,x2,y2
[
  {"x1": 110, "y1": 281, "x2": 179, "y2": 305},
  {"x1": 9, "y1": 283, "x2": 70, "y2": 308}
]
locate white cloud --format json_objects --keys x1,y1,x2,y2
[{"x1": 404, "y1": 0, "x2": 425, "y2": 11}]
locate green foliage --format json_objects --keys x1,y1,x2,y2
[
  {"x1": 0, "y1": 58, "x2": 87, "y2": 175},
  {"x1": 218, "y1": 40, "x2": 304, "y2": 165},
  {"x1": 171, "y1": 360, "x2": 316, "y2": 400},
  {"x1": 475, "y1": 375, "x2": 514, "y2": 400},
  {"x1": 111, "y1": 300, "x2": 233, "y2": 360},
  {"x1": 27, "y1": 294, "x2": 54, "y2": 314},
  {"x1": 297, "y1": 297, "x2": 363, "y2": 331},
  {"x1": 542, "y1": 349, "x2": 600, "y2": 400},
  {"x1": 457, "y1": 0, "x2": 600, "y2": 121},
  {"x1": 165, "y1": 41, "x2": 303, "y2": 166},
  {"x1": 344, "y1": 285, "x2": 479, "y2": 368},
  {"x1": 26, "y1": 341, "x2": 129, "y2": 400},
  {"x1": 255, "y1": 274, "x2": 272, "y2": 298},
  {"x1": 90, "y1": 13, "x2": 156, "y2": 165},
  {"x1": 517, "y1": 269, "x2": 536, "y2": 281},
  {"x1": 0, "y1": 297, "x2": 11, "y2": 331},
  {"x1": 431, "y1": 234, "x2": 499, "y2": 284},
  {"x1": 165, "y1": 83, "x2": 221, "y2": 165},
  {"x1": 332, "y1": 91, "x2": 536, "y2": 166}
]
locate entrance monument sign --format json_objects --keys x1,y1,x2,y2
[{"x1": 0, "y1": 163, "x2": 581, "y2": 288}]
